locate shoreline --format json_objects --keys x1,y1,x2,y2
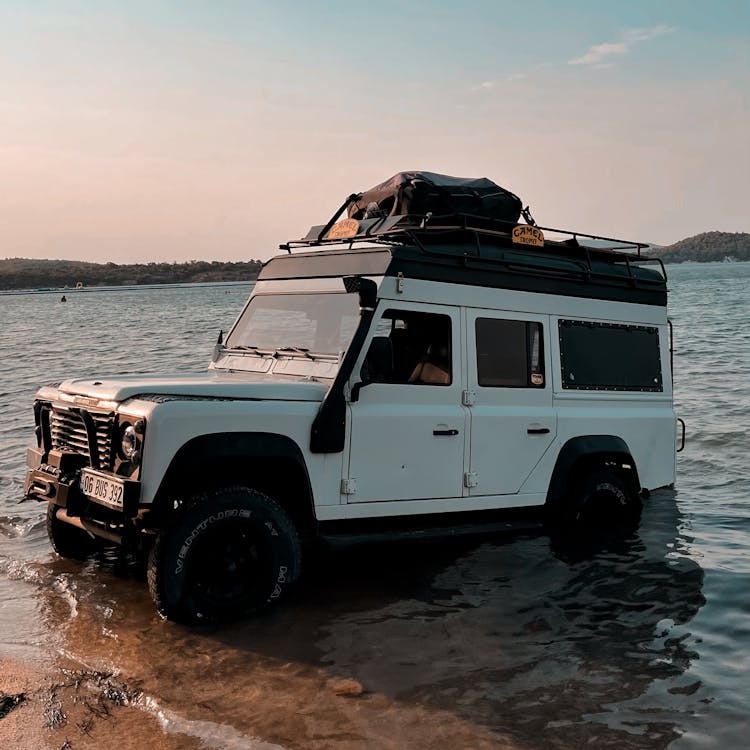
[{"x1": 0, "y1": 280, "x2": 253, "y2": 297}]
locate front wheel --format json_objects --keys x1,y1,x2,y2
[{"x1": 147, "y1": 487, "x2": 301, "y2": 624}]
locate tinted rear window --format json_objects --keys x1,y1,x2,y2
[{"x1": 559, "y1": 320, "x2": 662, "y2": 391}]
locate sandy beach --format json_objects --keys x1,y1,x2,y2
[{"x1": 0, "y1": 653, "x2": 204, "y2": 750}]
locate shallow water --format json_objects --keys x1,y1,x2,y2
[{"x1": 1, "y1": 265, "x2": 749, "y2": 748}]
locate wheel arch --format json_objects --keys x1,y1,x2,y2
[
  {"x1": 150, "y1": 432, "x2": 316, "y2": 533},
  {"x1": 545, "y1": 435, "x2": 641, "y2": 513}
]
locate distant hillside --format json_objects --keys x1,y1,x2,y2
[
  {"x1": 3, "y1": 230, "x2": 747, "y2": 290},
  {"x1": 652, "y1": 231, "x2": 750, "y2": 263},
  {"x1": 0, "y1": 258, "x2": 263, "y2": 291}
]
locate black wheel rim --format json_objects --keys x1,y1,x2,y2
[
  {"x1": 579, "y1": 482, "x2": 633, "y2": 529},
  {"x1": 184, "y1": 519, "x2": 274, "y2": 614}
]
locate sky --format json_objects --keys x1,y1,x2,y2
[{"x1": 1, "y1": 0, "x2": 748, "y2": 263}]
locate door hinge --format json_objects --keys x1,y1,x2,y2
[
  {"x1": 462, "y1": 390, "x2": 476, "y2": 407},
  {"x1": 341, "y1": 478, "x2": 357, "y2": 495},
  {"x1": 463, "y1": 471, "x2": 479, "y2": 488},
  {"x1": 396, "y1": 272, "x2": 405, "y2": 293},
  {"x1": 343, "y1": 382, "x2": 352, "y2": 402}
]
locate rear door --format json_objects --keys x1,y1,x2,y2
[{"x1": 465, "y1": 311, "x2": 556, "y2": 495}]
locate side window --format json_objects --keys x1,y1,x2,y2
[
  {"x1": 559, "y1": 319, "x2": 662, "y2": 391},
  {"x1": 475, "y1": 318, "x2": 545, "y2": 388},
  {"x1": 361, "y1": 310, "x2": 452, "y2": 386}
]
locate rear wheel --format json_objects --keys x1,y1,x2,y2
[
  {"x1": 570, "y1": 469, "x2": 642, "y2": 531},
  {"x1": 147, "y1": 487, "x2": 301, "y2": 624},
  {"x1": 46, "y1": 504, "x2": 98, "y2": 560}
]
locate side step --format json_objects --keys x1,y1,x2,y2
[{"x1": 320, "y1": 518, "x2": 543, "y2": 548}]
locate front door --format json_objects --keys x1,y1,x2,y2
[{"x1": 344, "y1": 303, "x2": 467, "y2": 503}]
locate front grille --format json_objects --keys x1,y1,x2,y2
[{"x1": 49, "y1": 407, "x2": 115, "y2": 468}]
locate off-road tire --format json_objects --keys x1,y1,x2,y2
[
  {"x1": 147, "y1": 487, "x2": 301, "y2": 624},
  {"x1": 46, "y1": 503, "x2": 98, "y2": 559},
  {"x1": 570, "y1": 469, "x2": 642, "y2": 531}
]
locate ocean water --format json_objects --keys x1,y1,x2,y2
[{"x1": 0, "y1": 264, "x2": 748, "y2": 748}]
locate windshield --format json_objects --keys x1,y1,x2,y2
[{"x1": 225, "y1": 292, "x2": 360, "y2": 356}]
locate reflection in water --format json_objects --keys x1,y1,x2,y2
[
  {"x1": 305, "y1": 489, "x2": 705, "y2": 749},
  {"x1": 18, "y1": 488, "x2": 706, "y2": 749}
]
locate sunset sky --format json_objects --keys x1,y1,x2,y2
[{"x1": 2, "y1": 1, "x2": 748, "y2": 263}]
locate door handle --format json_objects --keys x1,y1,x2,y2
[
  {"x1": 527, "y1": 427, "x2": 550, "y2": 435},
  {"x1": 433, "y1": 428, "x2": 459, "y2": 436}
]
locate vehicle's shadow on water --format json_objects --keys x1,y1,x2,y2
[{"x1": 35, "y1": 490, "x2": 706, "y2": 750}]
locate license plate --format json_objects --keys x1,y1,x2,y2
[{"x1": 80, "y1": 469, "x2": 125, "y2": 509}]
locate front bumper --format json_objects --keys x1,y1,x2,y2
[{"x1": 25, "y1": 447, "x2": 141, "y2": 518}]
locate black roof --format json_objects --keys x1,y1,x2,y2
[{"x1": 260, "y1": 214, "x2": 667, "y2": 307}]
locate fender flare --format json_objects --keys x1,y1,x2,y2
[
  {"x1": 545, "y1": 435, "x2": 640, "y2": 510},
  {"x1": 153, "y1": 432, "x2": 313, "y2": 512}
]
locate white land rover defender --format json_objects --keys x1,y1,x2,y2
[{"x1": 24, "y1": 172, "x2": 678, "y2": 623}]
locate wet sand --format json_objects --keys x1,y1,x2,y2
[{"x1": 0, "y1": 655, "x2": 204, "y2": 750}]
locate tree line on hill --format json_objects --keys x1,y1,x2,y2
[
  {"x1": 651, "y1": 231, "x2": 750, "y2": 263},
  {"x1": 1, "y1": 231, "x2": 748, "y2": 291},
  {"x1": 0, "y1": 259, "x2": 263, "y2": 291}
]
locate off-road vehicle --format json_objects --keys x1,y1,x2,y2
[{"x1": 24, "y1": 172, "x2": 679, "y2": 623}]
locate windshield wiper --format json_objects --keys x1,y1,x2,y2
[
  {"x1": 276, "y1": 346, "x2": 314, "y2": 359},
  {"x1": 225, "y1": 345, "x2": 275, "y2": 355}
]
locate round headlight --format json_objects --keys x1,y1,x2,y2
[{"x1": 121, "y1": 425, "x2": 139, "y2": 460}]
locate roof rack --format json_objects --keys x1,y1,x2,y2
[{"x1": 278, "y1": 197, "x2": 667, "y2": 286}]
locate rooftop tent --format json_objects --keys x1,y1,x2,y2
[{"x1": 347, "y1": 171, "x2": 524, "y2": 224}]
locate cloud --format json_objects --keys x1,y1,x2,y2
[
  {"x1": 470, "y1": 80, "x2": 496, "y2": 91},
  {"x1": 471, "y1": 24, "x2": 674, "y2": 93},
  {"x1": 470, "y1": 72, "x2": 526, "y2": 91},
  {"x1": 623, "y1": 25, "x2": 674, "y2": 43},
  {"x1": 569, "y1": 42, "x2": 627, "y2": 66},
  {"x1": 569, "y1": 25, "x2": 674, "y2": 66}
]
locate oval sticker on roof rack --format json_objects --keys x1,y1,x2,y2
[
  {"x1": 326, "y1": 218, "x2": 360, "y2": 240},
  {"x1": 512, "y1": 225, "x2": 545, "y2": 247}
]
